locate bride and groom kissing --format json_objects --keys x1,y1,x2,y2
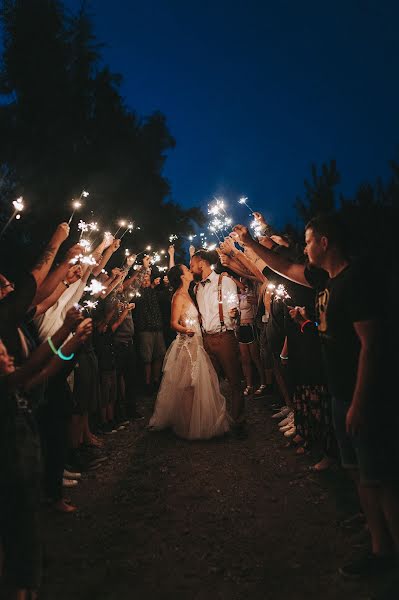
[{"x1": 149, "y1": 249, "x2": 247, "y2": 440}]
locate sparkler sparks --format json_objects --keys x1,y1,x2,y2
[
  {"x1": 69, "y1": 253, "x2": 97, "y2": 266},
  {"x1": 267, "y1": 283, "x2": 291, "y2": 303},
  {"x1": 84, "y1": 279, "x2": 106, "y2": 296},
  {"x1": 169, "y1": 234, "x2": 178, "y2": 243},
  {"x1": 0, "y1": 196, "x2": 25, "y2": 240},
  {"x1": 238, "y1": 196, "x2": 255, "y2": 213}
]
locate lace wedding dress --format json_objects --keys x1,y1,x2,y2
[{"x1": 149, "y1": 303, "x2": 231, "y2": 439}]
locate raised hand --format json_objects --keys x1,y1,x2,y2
[
  {"x1": 53, "y1": 222, "x2": 70, "y2": 245},
  {"x1": 168, "y1": 244, "x2": 175, "y2": 256},
  {"x1": 66, "y1": 243, "x2": 84, "y2": 261},
  {"x1": 233, "y1": 224, "x2": 253, "y2": 245},
  {"x1": 252, "y1": 211, "x2": 266, "y2": 226},
  {"x1": 126, "y1": 254, "x2": 137, "y2": 267},
  {"x1": 111, "y1": 239, "x2": 121, "y2": 252},
  {"x1": 74, "y1": 318, "x2": 93, "y2": 342},
  {"x1": 63, "y1": 307, "x2": 84, "y2": 332},
  {"x1": 66, "y1": 264, "x2": 83, "y2": 284}
]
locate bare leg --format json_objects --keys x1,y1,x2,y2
[
  {"x1": 239, "y1": 343, "x2": 253, "y2": 388},
  {"x1": 354, "y1": 476, "x2": 393, "y2": 556}
]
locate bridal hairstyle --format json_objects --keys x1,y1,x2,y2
[
  {"x1": 193, "y1": 249, "x2": 219, "y2": 265},
  {"x1": 168, "y1": 264, "x2": 184, "y2": 293}
]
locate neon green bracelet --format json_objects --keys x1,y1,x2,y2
[
  {"x1": 47, "y1": 337, "x2": 58, "y2": 355},
  {"x1": 57, "y1": 347, "x2": 75, "y2": 361}
]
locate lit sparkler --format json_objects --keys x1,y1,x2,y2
[
  {"x1": 0, "y1": 196, "x2": 24, "y2": 240},
  {"x1": 69, "y1": 253, "x2": 97, "y2": 266},
  {"x1": 113, "y1": 220, "x2": 127, "y2": 238},
  {"x1": 169, "y1": 234, "x2": 178, "y2": 243},
  {"x1": 267, "y1": 283, "x2": 291, "y2": 303},
  {"x1": 238, "y1": 196, "x2": 255, "y2": 213},
  {"x1": 84, "y1": 279, "x2": 106, "y2": 296},
  {"x1": 119, "y1": 221, "x2": 134, "y2": 240}
]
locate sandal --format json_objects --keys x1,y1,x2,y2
[
  {"x1": 254, "y1": 384, "x2": 267, "y2": 396},
  {"x1": 243, "y1": 386, "x2": 253, "y2": 396}
]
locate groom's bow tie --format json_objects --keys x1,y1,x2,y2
[{"x1": 200, "y1": 278, "x2": 211, "y2": 287}]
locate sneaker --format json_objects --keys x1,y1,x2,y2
[
  {"x1": 272, "y1": 407, "x2": 291, "y2": 420},
  {"x1": 280, "y1": 423, "x2": 294, "y2": 432},
  {"x1": 243, "y1": 386, "x2": 253, "y2": 397},
  {"x1": 254, "y1": 384, "x2": 273, "y2": 397},
  {"x1": 279, "y1": 413, "x2": 294, "y2": 427},
  {"x1": 339, "y1": 552, "x2": 396, "y2": 579},
  {"x1": 284, "y1": 426, "x2": 297, "y2": 437},
  {"x1": 101, "y1": 423, "x2": 118, "y2": 435},
  {"x1": 62, "y1": 478, "x2": 78, "y2": 488},
  {"x1": 63, "y1": 469, "x2": 82, "y2": 480},
  {"x1": 131, "y1": 412, "x2": 144, "y2": 421}
]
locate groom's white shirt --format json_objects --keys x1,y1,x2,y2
[{"x1": 196, "y1": 270, "x2": 239, "y2": 334}]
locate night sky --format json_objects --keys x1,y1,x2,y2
[{"x1": 65, "y1": 0, "x2": 399, "y2": 228}]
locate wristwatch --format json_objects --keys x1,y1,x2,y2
[{"x1": 62, "y1": 279, "x2": 70, "y2": 288}]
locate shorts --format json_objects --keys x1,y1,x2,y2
[
  {"x1": 139, "y1": 331, "x2": 166, "y2": 364},
  {"x1": 237, "y1": 324, "x2": 257, "y2": 344},
  {"x1": 331, "y1": 395, "x2": 397, "y2": 485}
]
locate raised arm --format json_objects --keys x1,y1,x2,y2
[
  {"x1": 31, "y1": 223, "x2": 71, "y2": 296},
  {"x1": 233, "y1": 225, "x2": 310, "y2": 287}
]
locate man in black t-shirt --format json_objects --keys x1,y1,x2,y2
[{"x1": 233, "y1": 214, "x2": 399, "y2": 582}]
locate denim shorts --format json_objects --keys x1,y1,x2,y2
[
  {"x1": 331, "y1": 395, "x2": 395, "y2": 485},
  {"x1": 139, "y1": 331, "x2": 166, "y2": 364}
]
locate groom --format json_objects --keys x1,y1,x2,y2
[{"x1": 190, "y1": 250, "x2": 246, "y2": 438}]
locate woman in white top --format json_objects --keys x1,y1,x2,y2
[{"x1": 237, "y1": 279, "x2": 266, "y2": 397}]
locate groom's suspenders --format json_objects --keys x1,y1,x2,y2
[{"x1": 217, "y1": 274, "x2": 226, "y2": 330}]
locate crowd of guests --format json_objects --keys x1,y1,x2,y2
[{"x1": 0, "y1": 211, "x2": 398, "y2": 599}]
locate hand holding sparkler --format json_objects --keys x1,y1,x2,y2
[
  {"x1": 63, "y1": 306, "x2": 84, "y2": 332},
  {"x1": 126, "y1": 254, "x2": 137, "y2": 268},
  {"x1": 189, "y1": 244, "x2": 196, "y2": 258},
  {"x1": 74, "y1": 317, "x2": 93, "y2": 342},
  {"x1": 53, "y1": 222, "x2": 70, "y2": 246},
  {"x1": 66, "y1": 243, "x2": 84, "y2": 262},
  {"x1": 289, "y1": 306, "x2": 309, "y2": 326},
  {"x1": 232, "y1": 224, "x2": 253, "y2": 246},
  {"x1": 111, "y1": 238, "x2": 121, "y2": 252},
  {"x1": 167, "y1": 244, "x2": 175, "y2": 256},
  {"x1": 65, "y1": 264, "x2": 83, "y2": 285}
]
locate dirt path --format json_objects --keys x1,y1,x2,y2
[{"x1": 40, "y1": 394, "x2": 374, "y2": 600}]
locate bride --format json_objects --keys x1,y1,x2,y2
[{"x1": 149, "y1": 264, "x2": 231, "y2": 440}]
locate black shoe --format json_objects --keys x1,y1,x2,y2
[
  {"x1": 339, "y1": 552, "x2": 396, "y2": 579},
  {"x1": 101, "y1": 423, "x2": 118, "y2": 435}
]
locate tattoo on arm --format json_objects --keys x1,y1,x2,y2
[{"x1": 33, "y1": 246, "x2": 57, "y2": 271}]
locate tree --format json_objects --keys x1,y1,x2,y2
[
  {"x1": 295, "y1": 160, "x2": 340, "y2": 223},
  {"x1": 0, "y1": 0, "x2": 203, "y2": 266}
]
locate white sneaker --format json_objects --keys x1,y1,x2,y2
[
  {"x1": 284, "y1": 427, "x2": 297, "y2": 438},
  {"x1": 271, "y1": 407, "x2": 291, "y2": 419},
  {"x1": 279, "y1": 423, "x2": 294, "y2": 432},
  {"x1": 62, "y1": 478, "x2": 79, "y2": 488},
  {"x1": 279, "y1": 413, "x2": 294, "y2": 427},
  {"x1": 63, "y1": 469, "x2": 82, "y2": 480}
]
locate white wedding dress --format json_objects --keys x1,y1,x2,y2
[{"x1": 149, "y1": 303, "x2": 231, "y2": 440}]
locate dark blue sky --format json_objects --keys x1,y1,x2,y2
[{"x1": 66, "y1": 0, "x2": 399, "y2": 227}]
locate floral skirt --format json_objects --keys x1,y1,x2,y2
[{"x1": 293, "y1": 384, "x2": 336, "y2": 457}]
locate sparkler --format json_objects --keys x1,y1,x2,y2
[
  {"x1": 113, "y1": 220, "x2": 127, "y2": 238},
  {"x1": 69, "y1": 253, "x2": 97, "y2": 266},
  {"x1": 119, "y1": 221, "x2": 134, "y2": 240},
  {"x1": 78, "y1": 220, "x2": 89, "y2": 240},
  {"x1": 250, "y1": 218, "x2": 263, "y2": 238},
  {"x1": 169, "y1": 234, "x2": 178, "y2": 243},
  {"x1": 88, "y1": 222, "x2": 99, "y2": 233},
  {"x1": 68, "y1": 190, "x2": 89, "y2": 225},
  {"x1": 267, "y1": 283, "x2": 291, "y2": 304},
  {"x1": 238, "y1": 196, "x2": 255, "y2": 213},
  {"x1": 84, "y1": 279, "x2": 106, "y2": 296},
  {"x1": 79, "y1": 239, "x2": 92, "y2": 252},
  {"x1": 0, "y1": 197, "x2": 24, "y2": 240},
  {"x1": 223, "y1": 291, "x2": 239, "y2": 309}
]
